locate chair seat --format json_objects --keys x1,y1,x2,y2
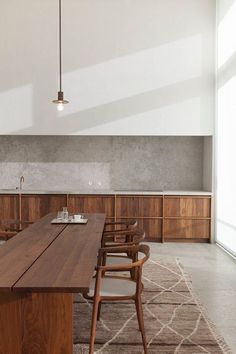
[
  {"x1": 106, "y1": 252, "x2": 143, "y2": 265},
  {"x1": 88, "y1": 277, "x2": 136, "y2": 297},
  {"x1": 106, "y1": 255, "x2": 132, "y2": 265},
  {"x1": 104, "y1": 240, "x2": 126, "y2": 246}
]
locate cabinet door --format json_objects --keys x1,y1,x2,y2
[
  {"x1": 164, "y1": 196, "x2": 211, "y2": 217},
  {"x1": 21, "y1": 195, "x2": 67, "y2": 223},
  {"x1": 163, "y1": 196, "x2": 211, "y2": 242},
  {"x1": 68, "y1": 195, "x2": 115, "y2": 218},
  {"x1": 116, "y1": 196, "x2": 162, "y2": 217},
  {"x1": 0, "y1": 195, "x2": 19, "y2": 228},
  {"x1": 115, "y1": 196, "x2": 162, "y2": 241},
  {"x1": 116, "y1": 218, "x2": 162, "y2": 241},
  {"x1": 164, "y1": 219, "x2": 210, "y2": 241}
]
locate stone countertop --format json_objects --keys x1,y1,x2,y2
[
  {"x1": 162, "y1": 190, "x2": 213, "y2": 196},
  {"x1": 0, "y1": 189, "x2": 213, "y2": 196}
]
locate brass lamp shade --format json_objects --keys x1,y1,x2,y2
[{"x1": 52, "y1": 91, "x2": 69, "y2": 105}]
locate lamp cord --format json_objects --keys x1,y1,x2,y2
[{"x1": 59, "y1": 0, "x2": 62, "y2": 92}]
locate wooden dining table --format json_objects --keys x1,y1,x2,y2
[{"x1": 0, "y1": 212, "x2": 106, "y2": 354}]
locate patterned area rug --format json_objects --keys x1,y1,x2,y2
[{"x1": 73, "y1": 257, "x2": 232, "y2": 354}]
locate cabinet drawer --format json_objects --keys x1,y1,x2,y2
[
  {"x1": 0, "y1": 195, "x2": 19, "y2": 233},
  {"x1": 164, "y1": 219, "x2": 210, "y2": 240},
  {"x1": 164, "y1": 196, "x2": 211, "y2": 217},
  {"x1": 116, "y1": 218, "x2": 162, "y2": 241},
  {"x1": 116, "y1": 196, "x2": 162, "y2": 217},
  {"x1": 0, "y1": 195, "x2": 19, "y2": 223},
  {"x1": 21, "y1": 195, "x2": 67, "y2": 222},
  {"x1": 68, "y1": 195, "x2": 114, "y2": 217}
]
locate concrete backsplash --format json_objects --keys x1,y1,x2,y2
[{"x1": 0, "y1": 136, "x2": 208, "y2": 191}]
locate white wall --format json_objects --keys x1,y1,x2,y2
[
  {"x1": 216, "y1": 0, "x2": 236, "y2": 255},
  {"x1": 0, "y1": 0, "x2": 215, "y2": 135}
]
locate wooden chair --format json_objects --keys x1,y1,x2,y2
[
  {"x1": 86, "y1": 244, "x2": 150, "y2": 354},
  {"x1": 101, "y1": 228, "x2": 145, "y2": 277},
  {"x1": 102, "y1": 229, "x2": 145, "y2": 266}
]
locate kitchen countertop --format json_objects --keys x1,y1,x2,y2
[{"x1": 0, "y1": 189, "x2": 213, "y2": 196}]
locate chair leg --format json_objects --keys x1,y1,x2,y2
[
  {"x1": 135, "y1": 295, "x2": 148, "y2": 354},
  {"x1": 89, "y1": 298, "x2": 100, "y2": 354},
  {"x1": 131, "y1": 268, "x2": 138, "y2": 280},
  {"x1": 97, "y1": 301, "x2": 102, "y2": 321}
]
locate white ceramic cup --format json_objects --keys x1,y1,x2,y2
[{"x1": 73, "y1": 214, "x2": 83, "y2": 221}]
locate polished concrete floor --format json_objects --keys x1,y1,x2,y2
[
  {"x1": 1, "y1": 240, "x2": 235, "y2": 351},
  {"x1": 149, "y1": 242, "x2": 236, "y2": 352}
]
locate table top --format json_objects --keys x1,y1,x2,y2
[{"x1": 0, "y1": 213, "x2": 105, "y2": 293}]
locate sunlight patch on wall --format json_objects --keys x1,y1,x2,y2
[
  {"x1": 0, "y1": 85, "x2": 33, "y2": 134},
  {"x1": 61, "y1": 35, "x2": 202, "y2": 117},
  {"x1": 71, "y1": 97, "x2": 205, "y2": 135},
  {"x1": 217, "y1": 75, "x2": 236, "y2": 254},
  {"x1": 218, "y1": 0, "x2": 236, "y2": 68},
  {"x1": 217, "y1": 76, "x2": 236, "y2": 227}
]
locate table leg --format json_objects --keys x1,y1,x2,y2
[{"x1": 0, "y1": 292, "x2": 73, "y2": 354}]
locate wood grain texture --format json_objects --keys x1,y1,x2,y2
[
  {"x1": 0, "y1": 213, "x2": 67, "y2": 292},
  {"x1": 13, "y1": 213, "x2": 106, "y2": 293},
  {"x1": 0, "y1": 292, "x2": 24, "y2": 354},
  {"x1": 0, "y1": 292, "x2": 72, "y2": 354},
  {"x1": 21, "y1": 194, "x2": 67, "y2": 223},
  {"x1": 116, "y1": 196, "x2": 162, "y2": 218},
  {"x1": 163, "y1": 219, "x2": 210, "y2": 240},
  {"x1": 139, "y1": 218, "x2": 162, "y2": 241},
  {"x1": 22, "y1": 293, "x2": 73, "y2": 354},
  {"x1": 68, "y1": 195, "x2": 114, "y2": 217},
  {"x1": 0, "y1": 194, "x2": 19, "y2": 229},
  {"x1": 164, "y1": 196, "x2": 211, "y2": 217},
  {"x1": 116, "y1": 218, "x2": 162, "y2": 241},
  {"x1": 0, "y1": 193, "x2": 212, "y2": 244}
]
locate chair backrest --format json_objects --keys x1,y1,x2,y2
[
  {"x1": 97, "y1": 243, "x2": 150, "y2": 271},
  {"x1": 126, "y1": 219, "x2": 138, "y2": 229},
  {"x1": 95, "y1": 244, "x2": 150, "y2": 297},
  {"x1": 102, "y1": 228, "x2": 145, "y2": 248},
  {"x1": 103, "y1": 219, "x2": 138, "y2": 233}
]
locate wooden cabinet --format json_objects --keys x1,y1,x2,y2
[
  {"x1": 164, "y1": 219, "x2": 210, "y2": 240},
  {"x1": 164, "y1": 196, "x2": 211, "y2": 217},
  {"x1": 163, "y1": 196, "x2": 211, "y2": 242},
  {"x1": 116, "y1": 196, "x2": 162, "y2": 241},
  {"x1": 21, "y1": 195, "x2": 67, "y2": 223},
  {"x1": 0, "y1": 195, "x2": 19, "y2": 222},
  {"x1": 0, "y1": 195, "x2": 19, "y2": 235},
  {"x1": 0, "y1": 195, "x2": 22, "y2": 238},
  {"x1": 68, "y1": 195, "x2": 115, "y2": 220},
  {"x1": 116, "y1": 195, "x2": 162, "y2": 217},
  {"x1": 116, "y1": 218, "x2": 162, "y2": 241},
  {"x1": 0, "y1": 193, "x2": 212, "y2": 243}
]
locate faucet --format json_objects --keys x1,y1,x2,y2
[{"x1": 20, "y1": 176, "x2": 24, "y2": 190}]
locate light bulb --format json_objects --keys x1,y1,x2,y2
[{"x1": 57, "y1": 103, "x2": 64, "y2": 111}]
